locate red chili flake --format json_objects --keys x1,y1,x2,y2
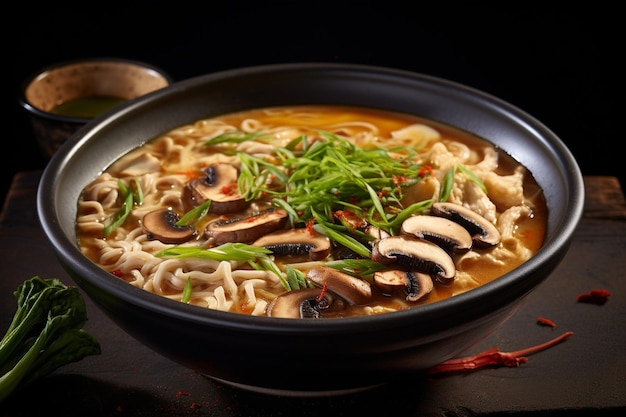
[
  {"x1": 427, "y1": 331, "x2": 573, "y2": 375},
  {"x1": 220, "y1": 183, "x2": 238, "y2": 196},
  {"x1": 418, "y1": 165, "x2": 434, "y2": 178},
  {"x1": 246, "y1": 212, "x2": 267, "y2": 223},
  {"x1": 537, "y1": 317, "x2": 556, "y2": 328},
  {"x1": 348, "y1": 196, "x2": 359, "y2": 205},
  {"x1": 111, "y1": 270, "x2": 123, "y2": 278},
  {"x1": 392, "y1": 174, "x2": 408, "y2": 185},
  {"x1": 176, "y1": 390, "x2": 191, "y2": 397},
  {"x1": 577, "y1": 289, "x2": 611, "y2": 305},
  {"x1": 333, "y1": 210, "x2": 367, "y2": 229},
  {"x1": 306, "y1": 219, "x2": 315, "y2": 235}
]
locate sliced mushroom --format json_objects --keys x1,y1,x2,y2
[
  {"x1": 267, "y1": 288, "x2": 340, "y2": 319},
  {"x1": 142, "y1": 208, "x2": 198, "y2": 244},
  {"x1": 364, "y1": 225, "x2": 390, "y2": 244},
  {"x1": 400, "y1": 215, "x2": 473, "y2": 254},
  {"x1": 430, "y1": 202, "x2": 501, "y2": 248},
  {"x1": 306, "y1": 265, "x2": 372, "y2": 305},
  {"x1": 373, "y1": 269, "x2": 433, "y2": 302},
  {"x1": 371, "y1": 236, "x2": 456, "y2": 284},
  {"x1": 185, "y1": 163, "x2": 249, "y2": 214},
  {"x1": 204, "y1": 208, "x2": 289, "y2": 245},
  {"x1": 252, "y1": 228, "x2": 332, "y2": 261}
]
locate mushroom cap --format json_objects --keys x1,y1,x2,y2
[
  {"x1": 401, "y1": 214, "x2": 473, "y2": 254},
  {"x1": 185, "y1": 163, "x2": 249, "y2": 214},
  {"x1": 204, "y1": 208, "x2": 289, "y2": 245},
  {"x1": 430, "y1": 202, "x2": 501, "y2": 248},
  {"x1": 266, "y1": 288, "x2": 338, "y2": 319},
  {"x1": 141, "y1": 208, "x2": 198, "y2": 244},
  {"x1": 306, "y1": 265, "x2": 372, "y2": 305},
  {"x1": 373, "y1": 269, "x2": 434, "y2": 302},
  {"x1": 252, "y1": 228, "x2": 332, "y2": 261},
  {"x1": 371, "y1": 236, "x2": 456, "y2": 284}
]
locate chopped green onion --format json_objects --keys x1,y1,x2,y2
[
  {"x1": 457, "y1": 164, "x2": 487, "y2": 194},
  {"x1": 156, "y1": 243, "x2": 294, "y2": 290},
  {"x1": 103, "y1": 180, "x2": 139, "y2": 237},
  {"x1": 439, "y1": 167, "x2": 455, "y2": 202},
  {"x1": 203, "y1": 130, "x2": 265, "y2": 146},
  {"x1": 156, "y1": 242, "x2": 273, "y2": 262},
  {"x1": 131, "y1": 178, "x2": 143, "y2": 205},
  {"x1": 439, "y1": 165, "x2": 486, "y2": 202},
  {"x1": 313, "y1": 222, "x2": 371, "y2": 259},
  {"x1": 284, "y1": 265, "x2": 311, "y2": 290},
  {"x1": 176, "y1": 200, "x2": 211, "y2": 226},
  {"x1": 181, "y1": 277, "x2": 192, "y2": 303},
  {"x1": 324, "y1": 259, "x2": 387, "y2": 278}
]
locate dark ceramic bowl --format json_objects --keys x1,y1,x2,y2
[{"x1": 37, "y1": 63, "x2": 584, "y2": 396}]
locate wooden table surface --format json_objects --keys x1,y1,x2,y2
[{"x1": 1, "y1": 171, "x2": 625, "y2": 416}]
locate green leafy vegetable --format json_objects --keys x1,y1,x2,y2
[{"x1": 0, "y1": 276, "x2": 100, "y2": 403}]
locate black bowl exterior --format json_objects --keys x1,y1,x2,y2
[{"x1": 37, "y1": 63, "x2": 585, "y2": 394}]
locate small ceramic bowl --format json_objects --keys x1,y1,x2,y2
[{"x1": 19, "y1": 58, "x2": 172, "y2": 158}]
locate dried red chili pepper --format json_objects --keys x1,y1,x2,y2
[
  {"x1": 427, "y1": 331, "x2": 573, "y2": 375},
  {"x1": 537, "y1": 317, "x2": 556, "y2": 327},
  {"x1": 577, "y1": 289, "x2": 611, "y2": 305},
  {"x1": 316, "y1": 282, "x2": 329, "y2": 303}
]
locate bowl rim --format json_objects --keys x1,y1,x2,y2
[
  {"x1": 18, "y1": 56, "x2": 174, "y2": 123},
  {"x1": 36, "y1": 62, "x2": 586, "y2": 334}
]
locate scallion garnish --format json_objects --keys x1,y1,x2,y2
[
  {"x1": 102, "y1": 179, "x2": 143, "y2": 237},
  {"x1": 156, "y1": 243, "x2": 297, "y2": 291},
  {"x1": 156, "y1": 242, "x2": 272, "y2": 261},
  {"x1": 176, "y1": 200, "x2": 212, "y2": 227},
  {"x1": 203, "y1": 130, "x2": 266, "y2": 146},
  {"x1": 439, "y1": 165, "x2": 487, "y2": 202},
  {"x1": 284, "y1": 265, "x2": 311, "y2": 290},
  {"x1": 181, "y1": 277, "x2": 192, "y2": 303},
  {"x1": 324, "y1": 259, "x2": 387, "y2": 278}
]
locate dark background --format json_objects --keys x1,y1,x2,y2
[{"x1": 9, "y1": 4, "x2": 623, "y2": 209}]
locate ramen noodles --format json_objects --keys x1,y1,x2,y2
[{"x1": 75, "y1": 105, "x2": 547, "y2": 318}]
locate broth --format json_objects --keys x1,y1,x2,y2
[{"x1": 75, "y1": 105, "x2": 547, "y2": 318}]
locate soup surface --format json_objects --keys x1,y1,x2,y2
[{"x1": 76, "y1": 105, "x2": 547, "y2": 318}]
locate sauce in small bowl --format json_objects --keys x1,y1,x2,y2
[{"x1": 50, "y1": 95, "x2": 127, "y2": 119}]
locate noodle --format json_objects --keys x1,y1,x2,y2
[{"x1": 76, "y1": 105, "x2": 547, "y2": 317}]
